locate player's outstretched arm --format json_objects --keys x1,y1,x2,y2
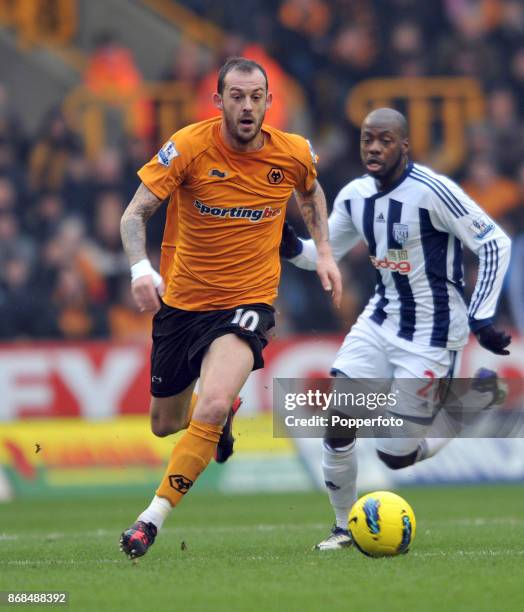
[
  {"x1": 120, "y1": 182, "x2": 165, "y2": 313},
  {"x1": 427, "y1": 174, "x2": 512, "y2": 354},
  {"x1": 294, "y1": 180, "x2": 342, "y2": 307},
  {"x1": 281, "y1": 189, "x2": 361, "y2": 268}
]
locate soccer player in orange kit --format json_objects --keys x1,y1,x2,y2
[{"x1": 119, "y1": 57, "x2": 341, "y2": 559}]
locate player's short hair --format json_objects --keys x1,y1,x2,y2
[{"x1": 217, "y1": 57, "x2": 268, "y2": 94}]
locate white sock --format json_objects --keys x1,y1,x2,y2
[
  {"x1": 417, "y1": 437, "x2": 451, "y2": 461},
  {"x1": 137, "y1": 495, "x2": 172, "y2": 530},
  {"x1": 322, "y1": 441, "x2": 358, "y2": 530}
]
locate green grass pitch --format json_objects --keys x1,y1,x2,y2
[{"x1": 1, "y1": 485, "x2": 523, "y2": 611}]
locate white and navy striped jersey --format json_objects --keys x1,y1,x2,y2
[{"x1": 291, "y1": 162, "x2": 512, "y2": 350}]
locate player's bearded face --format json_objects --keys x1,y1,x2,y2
[{"x1": 221, "y1": 70, "x2": 269, "y2": 144}]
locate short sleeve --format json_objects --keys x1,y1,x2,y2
[
  {"x1": 137, "y1": 128, "x2": 194, "y2": 200},
  {"x1": 294, "y1": 137, "x2": 318, "y2": 193}
]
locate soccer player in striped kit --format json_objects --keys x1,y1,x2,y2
[{"x1": 281, "y1": 108, "x2": 512, "y2": 550}]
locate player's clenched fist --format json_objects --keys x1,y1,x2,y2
[{"x1": 130, "y1": 259, "x2": 165, "y2": 313}]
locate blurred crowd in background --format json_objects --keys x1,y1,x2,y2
[{"x1": 1, "y1": 0, "x2": 524, "y2": 341}]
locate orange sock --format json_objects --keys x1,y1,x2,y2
[{"x1": 156, "y1": 419, "x2": 222, "y2": 507}]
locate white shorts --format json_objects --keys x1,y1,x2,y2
[{"x1": 331, "y1": 316, "x2": 462, "y2": 456}]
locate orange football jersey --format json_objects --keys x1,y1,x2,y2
[{"x1": 138, "y1": 116, "x2": 317, "y2": 311}]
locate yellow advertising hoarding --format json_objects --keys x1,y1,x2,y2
[{"x1": 0, "y1": 415, "x2": 298, "y2": 498}]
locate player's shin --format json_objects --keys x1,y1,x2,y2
[
  {"x1": 414, "y1": 410, "x2": 460, "y2": 461},
  {"x1": 417, "y1": 437, "x2": 451, "y2": 461},
  {"x1": 417, "y1": 370, "x2": 505, "y2": 462},
  {"x1": 155, "y1": 419, "x2": 223, "y2": 507},
  {"x1": 322, "y1": 439, "x2": 358, "y2": 529}
]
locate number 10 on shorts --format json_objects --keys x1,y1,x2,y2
[{"x1": 231, "y1": 308, "x2": 260, "y2": 331}]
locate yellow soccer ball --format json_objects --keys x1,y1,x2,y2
[{"x1": 348, "y1": 491, "x2": 416, "y2": 557}]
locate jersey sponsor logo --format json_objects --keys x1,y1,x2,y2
[
  {"x1": 392, "y1": 222, "x2": 409, "y2": 244},
  {"x1": 470, "y1": 215, "x2": 494, "y2": 240},
  {"x1": 157, "y1": 140, "x2": 179, "y2": 166},
  {"x1": 375, "y1": 212, "x2": 385, "y2": 223},
  {"x1": 370, "y1": 250, "x2": 411, "y2": 274},
  {"x1": 209, "y1": 168, "x2": 228, "y2": 178},
  {"x1": 193, "y1": 200, "x2": 281, "y2": 222},
  {"x1": 267, "y1": 167, "x2": 285, "y2": 184}
]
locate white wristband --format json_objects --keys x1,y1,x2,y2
[{"x1": 130, "y1": 259, "x2": 163, "y2": 288}]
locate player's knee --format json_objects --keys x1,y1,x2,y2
[
  {"x1": 324, "y1": 435, "x2": 356, "y2": 452},
  {"x1": 151, "y1": 422, "x2": 173, "y2": 437},
  {"x1": 194, "y1": 395, "x2": 231, "y2": 425},
  {"x1": 150, "y1": 416, "x2": 181, "y2": 438},
  {"x1": 376, "y1": 448, "x2": 418, "y2": 470}
]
